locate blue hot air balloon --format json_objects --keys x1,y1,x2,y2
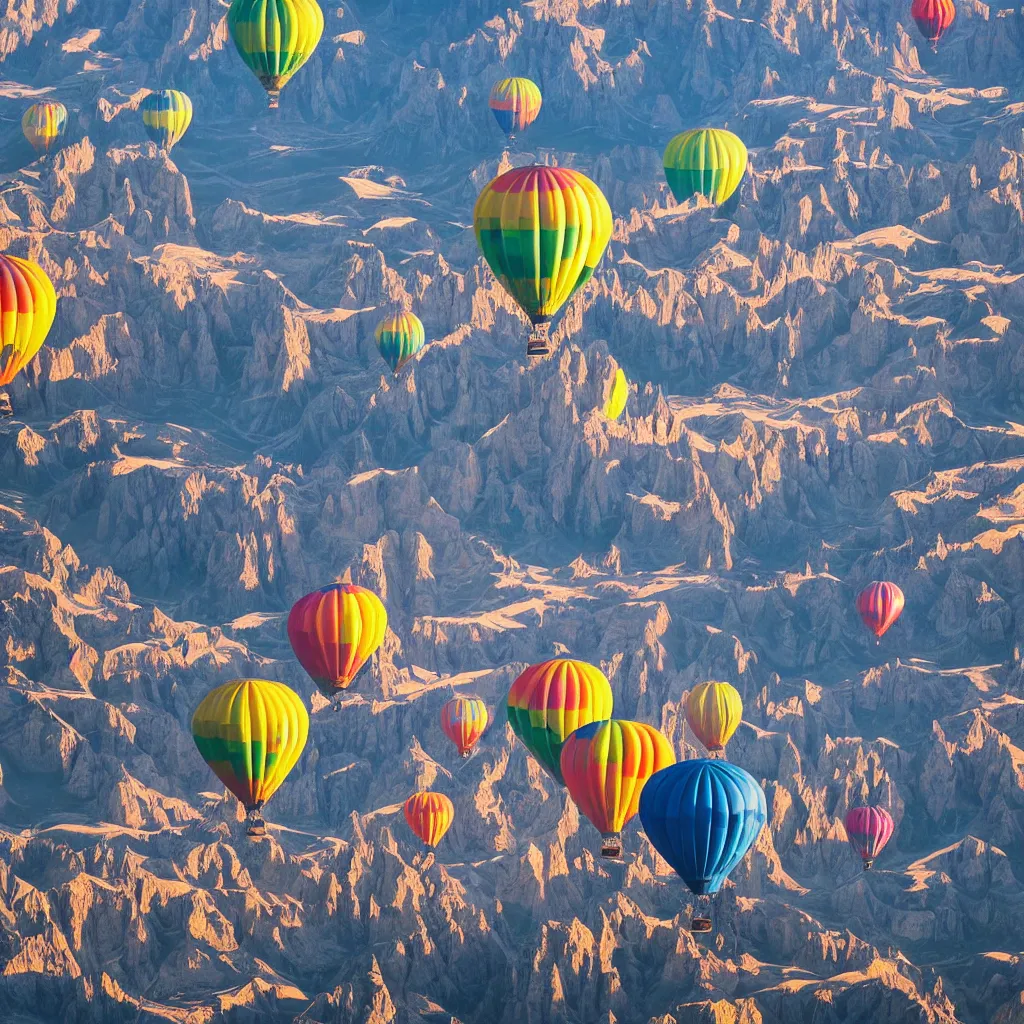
[{"x1": 638, "y1": 758, "x2": 766, "y2": 933}]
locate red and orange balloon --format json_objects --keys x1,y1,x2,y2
[
  {"x1": 440, "y1": 696, "x2": 488, "y2": 758},
  {"x1": 404, "y1": 792, "x2": 454, "y2": 848},
  {"x1": 910, "y1": 0, "x2": 955, "y2": 47},
  {"x1": 856, "y1": 581, "x2": 904, "y2": 641}
]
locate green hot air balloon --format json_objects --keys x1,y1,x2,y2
[
  {"x1": 227, "y1": 0, "x2": 325, "y2": 109},
  {"x1": 140, "y1": 90, "x2": 192, "y2": 152},
  {"x1": 375, "y1": 311, "x2": 425, "y2": 376},
  {"x1": 663, "y1": 128, "x2": 748, "y2": 206}
]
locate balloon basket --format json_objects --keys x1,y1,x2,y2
[
  {"x1": 245, "y1": 808, "x2": 267, "y2": 838},
  {"x1": 0, "y1": 391, "x2": 11, "y2": 418},
  {"x1": 863, "y1": 859, "x2": 874, "y2": 871},
  {"x1": 600, "y1": 835, "x2": 623, "y2": 859},
  {"x1": 691, "y1": 916, "x2": 713, "y2": 934},
  {"x1": 460, "y1": 750, "x2": 470, "y2": 759},
  {"x1": 526, "y1": 322, "x2": 551, "y2": 358}
]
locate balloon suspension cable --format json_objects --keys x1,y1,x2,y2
[
  {"x1": 526, "y1": 321, "x2": 552, "y2": 358},
  {"x1": 245, "y1": 805, "x2": 267, "y2": 838},
  {"x1": 600, "y1": 833, "x2": 623, "y2": 859},
  {"x1": 0, "y1": 391, "x2": 11, "y2": 419}
]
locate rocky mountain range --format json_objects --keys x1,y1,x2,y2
[{"x1": 3, "y1": 0, "x2": 1024, "y2": 1021}]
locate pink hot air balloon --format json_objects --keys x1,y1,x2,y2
[
  {"x1": 856, "y1": 581, "x2": 904, "y2": 643},
  {"x1": 845, "y1": 806, "x2": 894, "y2": 870}
]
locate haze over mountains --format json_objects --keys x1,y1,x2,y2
[{"x1": 3, "y1": 0, "x2": 1024, "y2": 1021}]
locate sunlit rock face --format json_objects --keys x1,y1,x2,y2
[{"x1": 2, "y1": 1, "x2": 1024, "y2": 1021}]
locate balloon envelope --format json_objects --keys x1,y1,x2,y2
[
  {"x1": 603, "y1": 368, "x2": 628, "y2": 421},
  {"x1": 0, "y1": 254, "x2": 58, "y2": 388},
  {"x1": 287, "y1": 584, "x2": 387, "y2": 699},
  {"x1": 507, "y1": 658, "x2": 614, "y2": 785},
  {"x1": 856, "y1": 581, "x2": 904, "y2": 638},
  {"x1": 488, "y1": 77, "x2": 542, "y2": 138},
  {"x1": 561, "y1": 719, "x2": 675, "y2": 839},
  {"x1": 227, "y1": 0, "x2": 325, "y2": 108},
  {"x1": 376, "y1": 311, "x2": 425, "y2": 375},
  {"x1": 845, "y1": 806, "x2": 894, "y2": 868},
  {"x1": 404, "y1": 792, "x2": 454, "y2": 847},
  {"x1": 911, "y1": 0, "x2": 955, "y2": 43},
  {"x1": 191, "y1": 678, "x2": 308, "y2": 812},
  {"x1": 440, "y1": 696, "x2": 488, "y2": 757},
  {"x1": 141, "y1": 90, "x2": 193, "y2": 151},
  {"x1": 639, "y1": 759, "x2": 766, "y2": 896},
  {"x1": 663, "y1": 128, "x2": 747, "y2": 206},
  {"x1": 686, "y1": 681, "x2": 743, "y2": 753},
  {"x1": 22, "y1": 102, "x2": 67, "y2": 155}
]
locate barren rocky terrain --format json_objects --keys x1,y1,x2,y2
[{"x1": 3, "y1": 0, "x2": 1024, "y2": 1021}]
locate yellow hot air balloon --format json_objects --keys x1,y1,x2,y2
[
  {"x1": 22, "y1": 101, "x2": 67, "y2": 156},
  {"x1": 602, "y1": 367, "x2": 628, "y2": 420},
  {"x1": 0, "y1": 253, "x2": 58, "y2": 417},
  {"x1": 191, "y1": 679, "x2": 309, "y2": 835},
  {"x1": 663, "y1": 128, "x2": 747, "y2": 206},
  {"x1": 685, "y1": 681, "x2": 743, "y2": 755}
]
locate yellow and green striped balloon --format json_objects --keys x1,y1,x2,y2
[
  {"x1": 602, "y1": 367, "x2": 628, "y2": 420},
  {"x1": 375, "y1": 311, "x2": 425, "y2": 376},
  {"x1": 228, "y1": 0, "x2": 325, "y2": 109},
  {"x1": 191, "y1": 679, "x2": 308, "y2": 831},
  {"x1": 663, "y1": 128, "x2": 748, "y2": 206},
  {"x1": 473, "y1": 165, "x2": 613, "y2": 357},
  {"x1": 22, "y1": 101, "x2": 68, "y2": 155},
  {"x1": 140, "y1": 90, "x2": 193, "y2": 152}
]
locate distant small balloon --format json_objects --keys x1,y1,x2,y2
[
  {"x1": 911, "y1": 0, "x2": 955, "y2": 46},
  {"x1": 856, "y1": 581, "x2": 904, "y2": 640},
  {"x1": 140, "y1": 90, "x2": 193, "y2": 152},
  {"x1": 845, "y1": 806, "x2": 895, "y2": 870},
  {"x1": 603, "y1": 368, "x2": 628, "y2": 421},
  {"x1": 21, "y1": 101, "x2": 67, "y2": 155},
  {"x1": 404, "y1": 791, "x2": 454, "y2": 847},
  {"x1": 686, "y1": 681, "x2": 743, "y2": 754},
  {"x1": 375, "y1": 311, "x2": 425, "y2": 376},
  {"x1": 440, "y1": 696, "x2": 488, "y2": 758},
  {"x1": 488, "y1": 77, "x2": 542, "y2": 141},
  {"x1": 663, "y1": 128, "x2": 748, "y2": 206}
]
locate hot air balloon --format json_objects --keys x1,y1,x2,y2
[
  {"x1": 663, "y1": 128, "x2": 748, "y2": 207},
  {"x1": 488, "y1": 77, "x2": 542, "y2": 143},
  {"x1": 560, "y1": 719, "x2": 675, "y2": 857},
  {"x1": 845, "y1": 806, "x2": 895, "y2": 870},
  {"x1": 287, "y1": 583, "x2": 387, "y2": 706},
  {"x1": 911, "y1": 0, "x2": 955, "y2": 48},
  {"x1": 474, "y1": 165, "x2": 613, "y2": 357},
  {"x1": 0, "y1": 253, "x2": 58, "y2": 418},
  {"x1": 440, "y1": 696, "x2": 488, "y2": 758},
  {"x1": 191, "y1": 678, "x2": 309, "y2": 836},
  {"x1": 21, "y1": 101, "x2": 67, "y2": 156},
  {"x1": 856, "y1": 581, "x2": 904, "y2": 643},
  {"x1": 603, "y1": 367, "x2": 628, "y2": 421},
  {"x1": 375, "y1": 311, "x2": 425, "y2": 376},
  {"x1": 227, "y1": 0, "x2": 325, "y2": 109},
  {"x1": 507, "y1": 658, "x2": 614, "y2": 785},
  {"x1": 404, "y1": 791, "x2": 454, "y2": 848},
  {"x1": 140, "y1": 90, "x2": 193, "y2": 152},
  {"x1": 686, "y1": 681, "x2": 743, "y2": 755},
  {"x1": 639, "y1": 759, "x2": 766, "y2": 933}
]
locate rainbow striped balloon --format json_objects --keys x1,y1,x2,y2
[
  {"x1": 0, "y1": 254, "x2": 58, "y2": 389},
  {"x1": 141, "y1": 90, "x2": 193, "y2": 152},
  {"x1": 663, "y1": 128, "x2": 748, "y2": 206},
  {"x1": 228, "y1": 0, "x2": 325, "y2": 109},
  {"x1": 191, "y1": 679, "x2": 308, "y2": 822},
  {"x1": 287, "y1": 583, "x2": 388, "y2": 699},
  {"x1": 440, "y1": 696, "x2": 488, "y2": 758},
  {"x1": 488, "y1": 77, "x2": 542, "y2": 139},
  {"x1": 404, "y1": 791, "x2": 454, "y2": 848},
  {"x1": 560, "y1": 719, "x2": 675, "y2": 853},
  {"x1": 507, "y1": 658, "x2": 614, "y2": 785},
  {"x1": 473, "y1": 165, "x2": 613, "y2": 357},
  {"x1": 21, "y1": 101, "x2": 67, "y2": 155},
  {"x1": 375, "y1": 311, "x2": 425, "y2": 376}
]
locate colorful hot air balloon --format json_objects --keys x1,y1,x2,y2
[
  {"x1": 375, "y1": 311, "x2": 425, "y2": 376},
  {"x1": 686, "y1": 681, "x2": 743, "y2": 755},
  {"x1": 560, "y1": 719, "x2": 675, "y2": 857},
  {"x1": 287, "y1": 583, "x2": 387, "y2": 704},
  {"x1": 227, "y1": 0, "x2": 325, "y2": 109},
  {"x1": 404, "y1": 791, "x2": 454, "y2": 848},
  {"x1": 602, "y1": 367, "x2": 628, "y2": 421},
  {"x1": 856, "y1": 581, "x2": 905, "y2": 642},
  {"x1": 191, "y1": 678, "x2": 309, "y2": 836},
  {"x1": 0, "y1": 253, "x2": 58, "y2": 417},
  {"x1": 663, "y1": 128, "x2": 748, "y2": 207},
  {"x1": 911, "y1": 0, "x2": 955, "y2": 47},
  {"x1": 474, "y1": 165, "x2": 613, "y2": 358},
  {"x1": 440, "y1": 696, "x2": 489, "y2": 758},
  {"x1": 639, "y1": 759, "x2": 766, "y2": 933},
  {"x1": 488, "y1": 77, "x2": 542, "y2": 142},
  {"x1": 507, "y1": 659, "x2": 614, "y2": 785},
  {"x1": 21, "y1": 101, "x2": 67, "y2": 156},
  {"x1": 140, "y1": 90, "x2": 193, "y2": 152},
  {"x1": 845, "y1": 806, "x2": 895, "y2": 870}
]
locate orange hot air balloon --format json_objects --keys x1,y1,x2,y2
[
  {"x1": 856, "y1": 581, "x2": 904, "y2": 643},
  {"x1": 560, "y1": 719, "x2": 675, "y2": 857},
  {"x1": 440, "y1": 696, "x2": 488, "y2": 758},
  {"x1": 910, "y1": 0, "x2": 955, "y2": 48},
  {"x1": 0, "y1": 253, "x2": 58, "y2": 416},
  {"x1": 403, "y1": 791, "x2": 454, "y2": 848},
  {"x1": 287, "y1": 583, "x2": 387, "y2": 705}
]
